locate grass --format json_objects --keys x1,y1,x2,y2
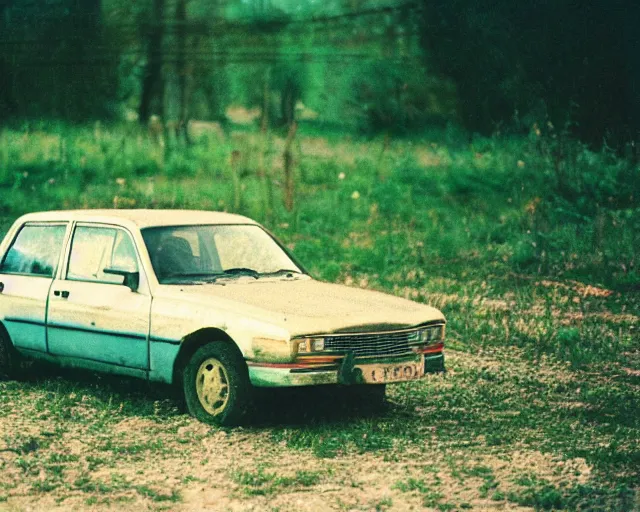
[
  {"x1": 0, "y1": 120, "x2": 638, "y2": 509},
  {"x1": 0, "y1": 340, "x2": 637, "y2": 509},
  {"x1": 1, "y1": 120, "x2": 638, "y2": 290},
  {"x1": 230, "y1": 467, "x2": 324, "y2": 496}
]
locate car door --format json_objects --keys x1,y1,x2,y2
[
  {"x1": 46, "y1": 223, "x2": 151, "y2": 370},
  {"x1": 0, "y1": 222, "x2": 69, "y2": 353}
]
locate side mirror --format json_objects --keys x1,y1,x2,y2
[{"x1": 103, "y1": 268, "x2": 140, "y2": 292}]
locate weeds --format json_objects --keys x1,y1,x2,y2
[
  {"x1": 230, "y1": 467, "x2": 323, "y2": 496},
  {"x1": 0, "y1": 123, "x2": 638, "y2": 509},
  {"x1": 1, "y1": 123, "x2": 637, "y2": 291}
]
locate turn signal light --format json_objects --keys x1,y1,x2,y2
[{"x1": 295, "y1": 337, "x2": 325, "y2": 354}]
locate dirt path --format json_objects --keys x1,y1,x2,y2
[{"x1": 0, "y1": 350, "x2": 633, "y2": 511}]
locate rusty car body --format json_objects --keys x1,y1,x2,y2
[{"x1": 0, "y1": 210, "x2": 446, "y2": 424}]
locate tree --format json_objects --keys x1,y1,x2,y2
[
  {"x1": 418, "y1": 0, "x2": 640, "y2": 145},
  {"x1": 176, "y1": 0, "x2": 189, "y2": 130},
  {"x1": 139, "y1": 0, "x2": 166, "y2": 124}
]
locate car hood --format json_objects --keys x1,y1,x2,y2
[{"x1": 159, "y1": 278, "x2": 444, "y2": 336}]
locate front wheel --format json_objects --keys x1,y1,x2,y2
[
  {"x1": 0, "y1": 325, "x2": 19, "y2": 380},
  {"x1": 182, "y1": 343, "x2": 252, "y2": 426}
]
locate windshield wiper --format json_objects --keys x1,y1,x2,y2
[
  {"x1": 259, "y1": 268, "x2": 304, "y2": 278},
  {"x1": 220, "y1": 267, "x2": 260, "y2": 279},
  {"x1": 159, "y1": 272, "x2": 225, "y2": 284},
  {"x1": 161, "y1": 268, "x2": 280, "y2": 284},
  {"x1": 164, "y1": 272, "x2": 223, "y2": 278},
  {"x1": 160, "y1": 270, "x2": 258, "y2": 283}
]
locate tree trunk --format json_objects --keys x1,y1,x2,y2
[
  {"x1": 139, "y1": 0, "x2": 165, "y2": 124},
  {"x1": 176, "y1": 0, "x2": 189, "y2": 141},
  {"x1": 281, "y1": 76, "x2": 298, "y2": 128},
  {"x1": 86, "y1": 0, "x2": 102, "y2": 26}
]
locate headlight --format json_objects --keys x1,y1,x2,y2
[
  {"x1": 295, "y1": 337, "x2": 325, "y2": 354},
  {"x1": 411, "y1": 325, "x2": 444, "y2": 345}
]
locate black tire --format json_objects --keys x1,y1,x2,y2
[
  {"x1": 344, "y1": 384, "x2": 387, "y2": 411},
  {"x1": 182, "y1": 342, "x2": 252, "y2": 426},
  {"x1": 0, "y1": 324, "x2": 19, "y2": 380}
]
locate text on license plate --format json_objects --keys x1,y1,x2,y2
[{"x1": 357, "y1": 359, "x2": 424, "y2": 384}]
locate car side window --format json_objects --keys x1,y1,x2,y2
[
  {"x1": 111, "y1": 230, "x2": 138, "y2": 271},
  {"x1": 67, "y1": 226, "x2": 138, "y2": 285},
  {"x1": 0, "y1": 224, "x2": 67, "y2": 278}
]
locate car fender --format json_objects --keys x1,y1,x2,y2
[{"x1": 148, "y1": 294, "x2": 291, "y2": 384}]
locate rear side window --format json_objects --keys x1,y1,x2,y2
[{"x1": 0, "y1": 224, "x2": 67, "y2": 277}]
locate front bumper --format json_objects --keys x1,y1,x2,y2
[{"x1": 248, "y1": 352, "x2": 445, "y2": 388}]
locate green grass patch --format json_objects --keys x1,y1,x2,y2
[
  {"x1": 230, "y1": 466, "x2": 324, "y2": 496},
  {"x1": 0, "y1": 123, "x2": 638, "y2": 509}
]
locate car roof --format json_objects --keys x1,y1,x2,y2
[{"x1": 17, "y1": 209, "x2": 258, "y2": 229}]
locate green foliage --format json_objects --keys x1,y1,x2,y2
[
  {"x1": 352, "y1": 61, "x2": 452, "y2": 134},
  {"x1": 0, "y1": 122, "x2": 638, "y2": 371},
  {"x1": 2, "y1": 0, "x2": 638, "y2": 145},
  {"x1": 418, "y1": 0, "x2": 638, "y2": 145}
]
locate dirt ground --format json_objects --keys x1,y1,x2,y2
[{"x1": 2, "y1": 348, "x2": 626, "y2": 512}]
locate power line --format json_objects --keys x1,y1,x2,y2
[
  {"x1": 8, "y1": 52, "x2": 423, "y2": 67},
  {"x1": 0, "y1": 1, "x2": 421, "y2": 44},
  {"x1": 5, "y1": 1, "x2": 419, "y2": 25},
  {"x1": 236, "y1": 1, "x2": 420, "y2": 26}
]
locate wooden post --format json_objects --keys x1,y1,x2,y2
[
  {"x1": 283, "y1": 121, "x2": 298, "y2": 212},
  {"x1": 261, "y1": 67, "x2": 271, "y2": 134},
  {"x1": 231, "y1": 150, "x2": 242, "y2": 212}
]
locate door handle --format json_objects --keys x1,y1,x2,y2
[{"x1": 54, "y1": 290, "x2": 70, "y2": 299}]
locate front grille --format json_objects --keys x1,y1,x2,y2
[{"x1": 324, "y1": 329, "x2": 422, "y2": 358}]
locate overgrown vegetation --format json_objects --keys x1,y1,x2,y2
[
  {"x1": 1, "y1": 121, "x2": 638, "y2": 291},
  {"x1": 0, "y1": 123, "x2": 638, "y2": 509}
]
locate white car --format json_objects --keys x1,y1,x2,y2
[{"x1": 0, "y1": 210, "x2": 446, "y2": 425}]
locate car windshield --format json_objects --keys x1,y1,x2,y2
[{"x1": 141, "y1": 224, "x2": 303, "y2": 284}]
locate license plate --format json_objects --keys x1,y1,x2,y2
[{"x1": 356, "y1": 359, "x2": 424, "y2": 384}]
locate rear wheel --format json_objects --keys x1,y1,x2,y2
[
  {"x1": 182, "y1": 343, "x2": 252, "y2": 426},
  {"x1": 0, "y1": 325, "x2": 19, "y2": 380}
]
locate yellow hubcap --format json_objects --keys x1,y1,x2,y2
[{"x1": 195, "y1": 358, "x2": 230, "y2": 416}]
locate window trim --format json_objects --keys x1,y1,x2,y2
[
  {"x1": 0, "y1": 222, "x2": 69, "y2": 279},
  {"x1": 63, "y1": 223, "x2": 143, "y2": 288}
]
